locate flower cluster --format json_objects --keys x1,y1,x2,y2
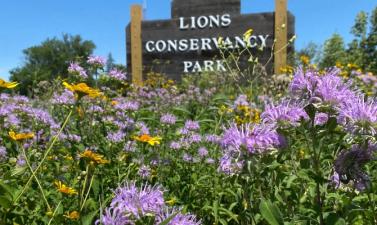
[
  {"x1": 68, "y1": 62, "x2": 88, "y2": 78},
  {"x1": 97, "y1": 182, "x2": 200, "y2": 225},
  {"x1": 334, "y1": 143, "x2": 376, "y2": 191}
]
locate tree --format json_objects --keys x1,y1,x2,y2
[
  {"x1": 366, "y1": 7, "x2": 377, "y2": 74},
  {"x1": 106, "y1": 53, "x2": 115, "y2": 73},
  {"x1": 296, "y1": 42, "x2": 321, "y2": 65},
  {"x1": 319, "y1": 33, "x2": 346, "y2": 69},
  {"x1": 347, "y1": 11, "x2": 368, "y2": 70},
  {"x1": 10, "y1": 34, "x2": 95, "y2": 96}
]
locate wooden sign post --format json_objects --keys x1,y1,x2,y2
[
  {"x1": 274, "y1": 0, "x2": 288, "y2": 75},
  {"x1": 130, "y1": 5, "x2": 143, "y2": 86},
  {"x1": 127, "y1": 0, "x2": 293, "y2": 84}
]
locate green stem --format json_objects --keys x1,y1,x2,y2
[
  {"x1": 20, "y1": 146, "x2": 51, "y2": 211},
  {"x1": 80, "y1": 164, "x2": 90, "y2": 207},
  {"x1": 13, "y1": 109, "x2": 73, "y2": 205},
  {"x1": 47, "y1": 201, "x2": 62, "y2": 225},
  {"x1": 311, "y1": 118, "x2": 324, "y2": 225},
  {"x1": 80, "y1": 173, "x2": 95, "y2": 212}
]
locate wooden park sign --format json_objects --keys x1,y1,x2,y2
[{"x1": 126, "y1": 0, "x2": 294, "y2": 85}]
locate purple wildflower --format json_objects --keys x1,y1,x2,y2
[
  {"x1": 96, "y1": 207, "x2": 131, "y2": 225},
  {"x1": 136, "y1": 122, "x2": 150, "y2": 135},
  {"x1": 88, "y1": 105, "x2": 104, "y2": 113},
  {"x1": 183, "y1": 153, "x2": 193, "y2": 162},
  {"x1": 338, "y1": 97, "x2": 377, "y2": 135},
  {"x1": 334, "y1": 143, "x2": 376, "y2": 191},
  {"x1": 204, "y1": 134, "x2": 221, "y2": 144},
  {"x1": 97, "y1": 182, "x2": 165, "y2": 224},
  {"x1": 315, "y1": 113, "x2": 329, "y2": 126},
  {"x1": 16, "y1": 155, "x2": 26, "y2": 167},
  {"x1": 138, "y1": 165, "x2": 151, "y2": 179},
  {"x1": 188, "y1": 134, "x2": 201, "y2": 144},
  {"x1": 261, "y1": 101, "x2": 308, "y2": 127},
  {"x1": 109, "y1": 68, "x2": 127, "y2": 81},
  {"x1": 107, "y1": 130, "x2": 126, "y2": 143},
  {"x1": 160, "y1": 114, "x2": 177, "y2": 125},
  {"x1": 68, "y1": 62, "x2": 88, "y2": 78},
  {"x1": 114, "y1": 101, "x2": 140, "y2": 111},
  {"x1": 198, "y1": 147, "x2": 208, "y2": 157},
  {"x1": 124, "y1": 141, "x2": 137, "y2": 152},
  {"x1": 221, "y1": 123, "x2": 281, "y2": 154},
  {"x1": 234, "y1": 95, "x2": 249, "y2": 107},
  {"x1": 87, "y1": 55, "x2": 106, "y2": 67},
  {"x1": 170, "y1": 141, "x2": 182, "y2": 150},
  {"x1": 156, "y1": 207, "x2": 201, "y2": 225},
  {"x1": 0, "y1": 146, "x2": 7, "y2": 160},
  {"x1": 290, "y1": 68, "x2": 357, "y2": 108},
  {"x1": 330, "y1": 171, "x2": 341, "y2": 189},
  {"x1": 290, "y1": 68, "x2": 320, "y2": 99},
  {"x1": 184, "y1": 120, "x2": 200, "y2": 131},
  {"x1": 218, "y1": 153, "x2": 244, "y2": 175},
  {"x1": 51, "y1": 89, "x2": 75, "y2": 105},
  {"x1": 313, "y1": 70, "x2": 356, "y2": 107}
]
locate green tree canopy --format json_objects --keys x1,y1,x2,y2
[
  {"x1": 319, "y1": 33, "x2": 346, "y2": 69},
  {"x1": 10, "y1": 34, "x2": 95, "y2": 96}
]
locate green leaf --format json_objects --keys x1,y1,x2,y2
[
  {"x1": 0, "y1": 196, "x2": 12, "y2": 209},
  {"x1": 304, "y1": 104, "x2": 316, "y2": 121},
  {"x1": 81, "y1": 210, "x2": 99, "y2": 225},
  {"x1": 259, "y1": 199, "x2": 284, "y2": 225},
  {"x1": 11, "y1": 166, "x2": 27, "y2": 177}
]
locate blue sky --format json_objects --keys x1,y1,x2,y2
[{"x1": 0, "y1": 0, "x2": 376, "y2": 80}]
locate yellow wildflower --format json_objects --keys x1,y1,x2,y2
[
  {"x1": 9, "y1": 131, "x2": 34, "y2": 141},
  {"x1": 54, "y1": 181, "x2": 78, "y2": 195},
  {"x1": 243, "y1": 28, "x2": 253, "y2": 42},
  {"x1": 111, "y1": 100, "x2": 119, "y2": 106},
  {"x1": 252, "y1": 110, "x2": 261, "y2": 124},
  {"x1": 64, "y1": 155, "x2": 73, "y2": 161},
  {"x1": 166, "y1": 197, "x2": 178, "y2": 206},
  {"x1": 64, "y1": 211, "x2": 80, "y2": 220},
  {"x1": 63, "y1": 82, "x2": 102, "y2": 99},
  {"x1": 300, "y1": 55, "x2": 310, "y2": 65},
  {"x1": 134, "y1": 134, "x2": 162, "y2": 146},
  {"x1": 80, "y1": 149, "x2": 109, "y2": 164},
  {"x1": 280, "y1": 65, "x2": 294, "y2": 74},
  {"x1": 217, "y1": 37, "x2": 224, "y2": 48},
  {"x1": 77, "y1": 106, "x2": 84, "y2": 117},
  {"x1": 347, "y1": 63, "x2": 359, "y2": 70},
  {"x1": 0, "y1": 79, "x2": 18, "y2": 89}
]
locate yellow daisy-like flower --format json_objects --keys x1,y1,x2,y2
[
  {"x1": 9, "y1": 131, "x2": 34, "y2": 141},
  {"x1": 335, "y1": 61, "x2": 343, "y2": 69},
  {"x1": 0, "y1": 79, "x2": 18, "y2": 89},
  {"x1": 63, "y1": 82, "x2": 102, "y2": 99},
  {"x1": 134, "y1": 134, "x2": 162, "y2": 146},
  {"x1": 80, "y1": 149, "x2": 109, "y2": 164},
  {"x1": 64, "y1": 211, "x2": 80, "y2": 220},
  {"x1": 54, "y1": 181, "x2": 78, "y2": 195},
  {"x1": 300, "y1": 55, "x2": 310, "y2": 65}
]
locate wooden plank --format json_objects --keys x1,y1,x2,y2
[
  {"x1": 274, "y1": 0, "x2": 288, "y2": 74},
  {"x1": 130, "y1": 5, "x2": 143, "y2": 86}
]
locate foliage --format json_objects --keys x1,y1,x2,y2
[
  {"x1": 1, "y1": 52, "x2": 377, "y2": 225},
  {"x1": 9, "y1": 34, "x2": 95, "y2": 96},
  {"x1": 318, "y1": 6, "x2": 377, "y2": 74}
]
